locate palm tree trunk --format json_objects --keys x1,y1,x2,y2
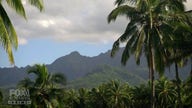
[
  {"x1": 149, "y1": 45, "x2": 155, "y2": 108},
  {"x1": 190, "y1": 57, "x2": 192, "y2": 77},
  {"x1": 175, "y1": 62, "x2": 182, "y2": 108}
]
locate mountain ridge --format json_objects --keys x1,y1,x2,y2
[{"x1": 0, "y1": 48, "x2": 190, "y2": 88}]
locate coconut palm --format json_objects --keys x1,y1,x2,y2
[
  {"x1": 190, "y1": 57, "x2": 192, "y2": 76},
  {"x1": 156, "y1": 77, "x2": 177, "y2": 108},
  {"x1": 77, "y1": 88, "x2": 89, "y2": 108},
  {"x1": 164, "y1": 11, "x2": 192, "y2": 107},
  {"x1": 131, "y1": 84, "x2": 151, "y2": 108},
  {"x1": 0, "y1": 0, "x2": 44, "y2": 64},
  {"x1": 88, "y1": 84, "x2": 109, "y2": 108},
  {"x1": 105, "y1": 80, "x2": 132, "y2": 108},
  {"x1": 182, "y1": 74, "x2": 192, "y2": 107},
  {"x1": 18, "y1": 64, "x2": 66, "y2": 108},
  {"x1": 17, "y1": 77, "x2": 34, "y2": 88},
  {"x1": 108, "y1": 0, "x2": 189, "y2": 107},
  {"x1": 0, "y1": 90, "x2": 2, "y2": 103},
  {"x1": 63, "y1": 89, "x2": 79, "y2": 108}
]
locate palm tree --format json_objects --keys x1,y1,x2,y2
[
  {"x1": 88, "y1": 84, "x2": 109, "y2": 108},
  {"x1": 105, "y1": 80, "x2": 132, "y2": 108},
  {"x1": 156, "y1": 77, "x2": 177, "y2": 108},
  {"x1": 108, "y1": 0, "x2": 189, "y2": 107},
  {"x1": 17, "y1": 77, "x2": 34, "y2": 89},
  {"x1": 77, "y1": 88, "x2": 89, "y2": 108},
  {"x1": 0, "y1": 0, "x2": 44, "y2": 64},
  {"x1": 182, "y1": 73, "x2": 192, "y2": 107},
  {"x1": 164, "y1": 10, "x2": 192, "y2": 107},
  {"x1": 64, "y1": 89, "x2": 79, "y2": 108},
  {"x1": 0, "y1": 90, "x2": 2, "y2": 103},
  {"x1": 190, "y1": 57, "x2": 192, "y2": 76},
  {"x1": 131, "y1": 84, "x2": 151, "y2": 108},
  {"x1": 18, "y1": 64, "x2": 66, "y2": 108}
]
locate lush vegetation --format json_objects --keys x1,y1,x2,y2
[
  {"x1": 0, "y1": 0, "x2": 43, "y2": 64},
  {"x1": 0, "y1": 0, "x2": 192, "y2": 108},
  {"x1": 108, "y1": 0, "x2": 192, "y2": 107},
  {"x1": 67, "y1": 65, "x2": 146, "y2": 89},
  {"x1": 0, "y1": 64, "x2": 192, "y2": 108}
]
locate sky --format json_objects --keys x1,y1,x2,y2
[{"x1": 0, "y1": 0, "x2": 192, "y2": 67}]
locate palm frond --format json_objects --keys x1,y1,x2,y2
[
  {"x1": 51, "y1": 73, "x2": 66, "y2": 85},
  {"x1": 28, "y1": 0, "x2": 44, "y2": 12},
  {"x1": 0, "y1": 4, "x2": 18, "y2": 49},
  {"x1": 121, "y1": 41, "x2": 130, "y2": 65},
  {"x1": 121, "y1": 26, "x2": 140, "y2": 65},
  {"x1": 28, "y1": 64, "x2": 48, "y2": 87},
  {"x1": 121, "y1": 32, "x2": 138, "y2": 65},
  {"x1": 111, "y1": 21, "x2": 138, "y2": 58},
  {"x1": 0, "y1": 90, "x2": 3, "y2": 102},
  {"x1": 111, "y1": 40, "x2": 120, "y2": 57},
  {"x1": 17, "y1": 78, "x2": 34, "y2": 88},
  {"x1": 185, "y1": 10, "x2": 192, "y2": 14},
  {"x1": 115, "y1": 0, "x2": 127, "y2": 6},
  {"x1": 115, "y1": 0, "x2": 136, "y2": 6},
  {"x1": 165, "y1": 0, "x2": 185, "y2": 12},
  {"x1": 154, "y1": 48, "x2": 165, "y2": 76},
  {"x1": 136, "y1": 0, "x2": 148, "y2": 13},
  {"x1": 108, "y1": 5, "x2": 137, "y2": 23},
  {"x1": 0, "y1": 4, "x2": 15, "y2": 64},
  {"x1": 135, "y1": 28, "x2": 145, "y2": 65},
  {"x1": 119, "y1": 21, "x2": 138, "y2": 42},
  {"x1": 0, "y1": 0, "x2": 44, "y2": 65},
  {"x1": 6, "y1": 0, "x2": 26, "y2": 18}
]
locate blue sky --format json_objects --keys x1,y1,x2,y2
[
  {"x1": 1, "y1": 0, "x2": 192, "y2": 67},
  {"x1": 0, "y1": 38, "x2": 113, "y2": 67}
]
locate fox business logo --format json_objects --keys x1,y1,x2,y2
[{"x1": 8, "y1": 88, "x2": 31, "y2": 105}]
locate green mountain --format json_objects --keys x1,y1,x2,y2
[
  {"x1": 67, "y1": 65, "x2": 146, "y2": 89},
  {"x1": 0, "y1": 48, "x2": 190, "y2": 88}
]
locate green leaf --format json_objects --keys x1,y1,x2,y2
[
  {"x1": 6, "y1": 0, "x2": 26, "y2": 19},
  {"x1": 0, "y1": 17, "x2": 14, "y2": 64},
  {"x1": 115, "y1": 0, "x2": 136, "y2": 6},
  {"x1": 0, "y1": 4, "x2": 15, "y2": 64},
  {"x1": 111, "y1": 40, "x2": 120, "y2": 57},
  {"x1": 28, "y1": 0, "x2": 44, "y2": 12},
  {"x1": 108, "y1": 5, "x2": 137, "y2": 23},
  {"x1": 135, "y1": 28, "x2": 145, "y2": 65},
  {"x1": 51, "y1": 73, "x2": 66, "y2": 85},
  {"x1": 119, "y1": 21, "x2": 137, "y2": 42},
  {"x1": 121, "y1": 43, "x2": 130, "y2": 65}
]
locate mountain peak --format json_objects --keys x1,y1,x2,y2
[{"x1": 69, "y1": 51, "x2": 81, "y2": 56}]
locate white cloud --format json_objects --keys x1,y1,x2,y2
[
  {"x1": 7, "y1": 0, "x2": 124, "y2": 44},
  {"x1": 18, "y1": 37, "x2": 28, "y2": 45},
  {"x1": 185, "y1": 0, "x2": 192, "y2": 10},
  {"x1": 22, "y1": 0, "x2": 27, "y2": 5},
  {"x1": 38, "y1": 19, "x2": 55, "y2": 28},
  {"x1": 7, "y1": 0, "x2": 192, "y2": 45}
]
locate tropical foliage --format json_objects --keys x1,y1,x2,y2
[
  {"x1": 0, "y1": 0, "x2": 192, "y2": 108},
  {"x1": 18, "y1": 64, "x2": 66, "y2": 108},
  {"x1": 0, "y1": 70, "x2": 192, "y2": 108},
  {"x1": 0, "y1": 0, "x2": 44, "y2": 64},
  {"x1": 108, "y1": 0, "x2": 192, "y2": 107},
  {"x1": 53, "y1": 78, "x2": 192, "y2": 108},
  {"x1": 67, "y1": 65, "x2": 146, "y2": 89}
]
